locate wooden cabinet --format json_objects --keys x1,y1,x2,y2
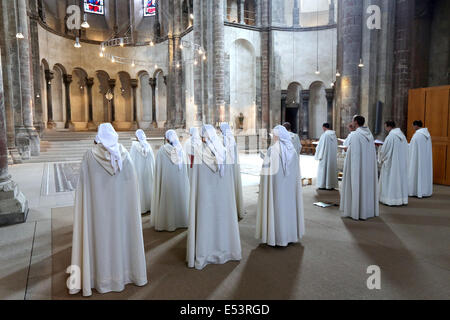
[{"x1": 408, "y1": 85, "x2": 450, "y2": 186}]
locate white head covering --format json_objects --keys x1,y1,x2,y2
[
  {"x1": 165, "y1": 130, "x2": 184, "y2": 170},
  {"x1": 220, "y1": 123, "x2": 236, "y2": 163},
  {"x1": 135, "y1": 129, "x2": 151, "y2": 156},
  {"x1": 189, "y1": 127, "x2": 202, "y2": 146},
  {"x1": 202, "y1": 124, "x2": 226, "y2": 177},
  {"x1": 95, "y1": 123, "x2": 123, "y2": 174},
  {"x1": 273, "y1": 125, "x2": 295, "y2": 175}
]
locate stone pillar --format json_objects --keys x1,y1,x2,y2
[
  {"x1": 86, "y1": 77, "x2": 96, "y2": 130},
  {"x1": 130, "y1": 79, "x2": 138, "y2": 130},
  {"x1": 63, "y1": 74, "x2": 73, "y2": 129},
  {"x1": 329, "y1": 0, "x2": 336, "y2": 25},
  {"x1": 193, "y1": 0, "x2": 203, "y2": 124},
  {"x1": 213, "y1": 0, "x2": 226, "y2": 124},
  {"x1": 0, "y1": 51, "x2": 28, "y2": 227},
  {"x1": 260, "y1": 0, "x2": 271, "y2": 132},
  {"x1": 44, "y1": 70, "x2": 55, "y2": 129},
  {"x1": 108, "y1": 79, "x2": 116, "y2": 123},
  {"x1": 238, "y1": 0, "x2": 244, "y2": 24},
  {"x1": 301, "y1": 90, "x2": 310, "y2": 138},
  {"x1": 293, "y1": 0, "x2": 300, "y2": 26},
  {"x1": 325, "y1": 88, "x2": 335, "y2": 126},
  {"x1": 149, "y1": 77, "x2": 157, "y2": 127},
  {"x1": 336, "y1": 0, "x2": 363, "y2": 136}
]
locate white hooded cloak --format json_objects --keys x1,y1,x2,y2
[
  {"x1": 151, "y1": 130, "x2": 190, "y2": 231},
  {"x1": 130, "y1": 129, "x2": 155, "y2": 213},
  {"x1": 340, "y1": 127, "x2": 379, "y2": 220},
  {"x1": 408, "y1": 128, "x2": 433, "y2": 198},
  {"x1": 256, "y1": 125, "x2": 305, "y2": 246},
  {"x1": 70, "y1": 123, "x2": 147, "y2": 297},
  {"x1": 378, "y1": 128, "x2": 409, "y2": 206},
  {"x1": 315, "y1": 130, "x2": 338, "y2": 190}
]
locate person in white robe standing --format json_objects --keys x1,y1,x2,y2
[
  {"x1": 315, "y1": 123, "x2": 338, "y2": 190},
  {"x1": 187, "y1": 124, "x2": 242, "y2": 270},
  {"x1": 151, "y1": 130, "x2": 189, "y2": 232},
  {"x1": 378, "y1": 121, "x2": 409, "y2": 206},
  {"x1": 256, "y1": 125, "x2": 305, "y2": 247},
  {"x1": 283, "y1": 122, "x2": 302, "y2": 155},
  {"x1": 408, "y1": 120, "x2": 433, "y2": 198},
  {"x1": 130, "y1": 129, "x2": 155, "y2": 214},
  {"x1": 340, "y1": 116, "x2": 379, "y2": 220},
  {"x1": 70, "y1": 123, "x2": 147, "y2": 297},
  {"x1": 183, "y1": 127, "x2": 203, "y2": 179},
  {"x1": 220, "y1": 123, "x2": 245, "y2": 219}
]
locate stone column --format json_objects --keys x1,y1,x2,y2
[
  {"x1": 325, "y1": 88, "x2": 335, "y2": 126},
  {"x1": 63, "y1": 74, "x2": 73, "y2": 129},
  {"x1": 108, "y1": 79, "x2": 116, "y2": 123},
  {"x1": 193, "y1": 0, "x2": 203, "y2": 124},
  {"x1": 213, "y1": 0, "x2": 226, "y2": 124},
  {"x1": 329, "y1": 0, "x2": 336, "y2": 25},
  {"x1": 44, "y1": 69, "x2": 55, "y2": 129},
  {"x1": 130, "y1": 79, "x2": 138, "y2": 130},
  {"x1": 336, "y1": 0, "x2": 363, "y2": 136},
  {"x1": 260, "y1": 0, "x2": 271, "y2": 132},
  {"x1": 293, "y1": 0, "x2": 300, "y2": 26},
  {"x1": 86, "y1": 77, "x2": 96, "y2": 130},
  {"x1": 300, "y1": 90, "x2": 310, "y2": 138},
  {"x1": 149, "y1": 77, "x2": 157, "y2": 127},
  {"x1": 238, "y1": 0, "x2": 244, "y2": 24},
  {"x1": 0, "y1": 52, "x2": 28, "y2": 227}
]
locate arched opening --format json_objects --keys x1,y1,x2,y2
[
  {"x1": 230, "y1": 39, "x2": 256, "y2": 133},
  {"x1": 154, "y1": 70, "x2": 167, "y2": 128},
  {"x1": 284, "y1": 82, "x2": 302, "y2": 134},
  {"x1": 227, "y1": 0, "x2": 239, "y2": 23},
  {"x1": 138, "y1": 71, "x2": 152, "y2": 129},
  {"x1": 309, "y1": 81, "x2": 327, "y2": 139},
  {"x1": 93, "y1": 70, "x2": 111, "y2": 124},
  {"x1": 51, "y1": 64, "x2": 66, "y2": 128},
  {"x1": 244, "y1": 0, "x2": 256, "y2": 25},
  {"x1": 115, "y1": 71, "x2": 133, "y2": 130},
  {"x1": 70, "y1": 68, "x2": 89, "y2": 130}
]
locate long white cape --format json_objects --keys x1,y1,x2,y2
[
  {"x1": 130, "y1": 141, "x2": 155, "y2": 213},
  {"x1": 408, "y1": 128, "x2": 433, "y2": 198},
  {"x1": 315, "y1": 130, "x2": 338, "y2": 189}
]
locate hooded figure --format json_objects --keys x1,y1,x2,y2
[
  {"x1": 378, "y1": 128, "x2": 409, "y2": 206},
  {"x1": 187, "y1": 124, "x2": 242, "y2": 270},
  {"x1": 340, "y1": 126, "x2": 379, "y2": 220},
  {"x1": 183, "y1": 127, "x2": 203, "y2": 178},
  {"x1": 315, "y1": 129, "x2": 338, "y2": 190},
  {"x1": 70, "y1": 123, "x2": 147, "y2": 297},
  {"x1": 220, "y1": 123, "x2": 245, "y2": 219},
  {"x1": 151, "y1": 130, "x2": 189, "y2": 231},
  {"x1": 408, "y1": 128, "x2": 433, "y2": 198},
  {"x1": 130, "y1": 129, "x2": 156, "y2": 213},
  {"x1": 255, "y1": 125, "x2": 305, "y2": 247}
]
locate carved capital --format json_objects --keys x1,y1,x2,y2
[
  {"x1": 108, "y1": 79, "x2": 116, "y2": 89},
  {"x1": 130, "y1": 79, "x2": 138, "y2": 88},
  {"x1": 45, "y1": 70, "x2": 54, "y2": 82},
  {"x1": 63, "y1": 74, "x2": 73, "y2": 85},
  {"x1": 86, "y1": 77, "x2": 94, "y2": 88},
  {"x1": 149, "y1": 77, "x2": 157, "y2": 88}
]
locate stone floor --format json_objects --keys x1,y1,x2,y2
[{"x1": 0, "y1": 153, "x2": 449, "y2": 300}]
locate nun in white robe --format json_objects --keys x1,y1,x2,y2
[
  {"x1": 408, "y1": 128, "x2": 433, "y2": 198},
  {"x1": 151, "y1": 130, "x2": 189, "y2": 232},
  {"x1": 130, "y1": 129, "x2": 155, "y2": 214},
  {"x1": 183, "y1": 127, "x2": 203, "y2": 180},
  {"x1": 315, "y1": 129, "x2": 338, "y2": 190},
  {"x1": 220, "y1": 123, "x2": 245, "y2": 219},
  {"x1": 256, "y1": 125, "x2": 305, "y2": 247},
  {"x1": 378, "y1": 128, "x2": 409, "y2": 206},
  {"x1": 340, "y1": 127, "x2": 379, "y2": 220},
  {"x1": 70, "y1": 123, "x2": 147, "y2": 297},
  {"x1": 187, "y1": 125, "x2": 242, "y2": 270}
]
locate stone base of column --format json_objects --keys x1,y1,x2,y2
[
  {"x1": 152, "y1": 121, "x2": 158, "y2": 129},
  {"x1": 0, "y1": 178, "x2": 29, "y2": 227},
  {"x1": 8, "y1": 148, "x2": 23, "y2": 164},
  {"x1": 65, "y1": 121, "x2": 75, "y2": 131},
  {"x1": 130, "y1": 121, "x2": 138, "y2": 131},
  {"x1": 87, "y1": 121, "x2": 97, "y2": 131},
  {"x1": 47, "y1": 120, "x2": 56, "y2": 130},
  {"x1": 28, "y1": 129, "x2": 41, "y2": 157}
]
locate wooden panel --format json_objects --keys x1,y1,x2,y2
[
  {"x1": 447, "y1": 147, "x2": 450, "y2": 185},
  {"x1": 432, "y1": 143, "x2": 447, "y2": 185},
  {"x1": 425, "y1": 87, "x2": 449, "y2": 138},
  {"x1": 407, "y1": 88, "x2": 426, "y2": 140}
]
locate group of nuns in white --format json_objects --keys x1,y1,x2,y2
[{"x1": 70, "y1": 122, "x2": 305, "y2": 296}]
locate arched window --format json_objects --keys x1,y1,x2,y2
[
  {"x1": 84, "y1": 0, "x2": 104, "y2": 15},
  {"x1": 144, "y1": 0, "x2": 157, "y2": 17}
]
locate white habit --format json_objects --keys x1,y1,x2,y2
[
  {"x1": 220, "y1": 123, "x2": 245, "y2": 219},
  {"x1": 151, "y1": 130, "x2": 189, "y2": 231},
  {"x1": 290, "y1": 132, "x2": 302, "y2": 155},
  {"x1": 70, "y1": 124, "x2": 147, "y2": 297},
  {"x1": 340, "y1": 127, "x2": 379, "y2": 220},
  {"x1": 315, "y1": 130, "x2": 338, "y2": 189},
  {"x1": 183, "y1": 127, "x2": 202, "y2": 180},
  {"x1": 256, "y1": 125, "x2": 305, "y2": 246},
  {"x1": 130, "y1": 130, "x2": 155, "y2": 213},
  {"x1": 408, "y1": 128, "x2": 433, "y2": 198},
  {"x1": 378, "y1": 128, "x2": 409, "y2": 206},
  {"x1": 187, "y1": 125, "x2": 242, "y2": 270}
]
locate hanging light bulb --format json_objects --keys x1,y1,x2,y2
[
  {"x1": 331, "y1": 82, "x2": 335, "y2": 87},
  {"x1": 101, "y1": 45, "x2": 106, "y2": 52},
  {"x1": 315, "y1": 68, "x2": 320, "y2": 75},
  {"x1": 99, "y1": 51, "x2": 104, "y2": 58},
  {"x1": 198, "y1": 48, "x2": 203, "y2": 55},
  {"x1": 203, "y1": 54, "x2": 207, "y2": 61},
  {"x1": 190, "y1": 13, "x2": 194, "y2": 20},
  {"x1": 336, "y1": 70, "x2": 341, "y2": 77},
  {"x1": 176, "y1": 62, "x2": 180, "y2": 68},
  {"x1": 155, "y1": 64, "x2": 158, "y2": 69},
  {"x1": 194, "y1": 60, "x2": 198, "y2": 66},
  {"x1": 358, "y1": 58, "x2": 364, "y2": 68},
  {"x1": 131, "y1": 60, "x2": 135, "y2": 67},
  {"x1": 16, "y1": 31, "x2": 24, "y2": 39},
  {"x1": 74, "y1": 37, "x2": 81, "y2": 48},
  {"x1": 179, "y1": 43, "x2": 184, "y2": 50},
  {"x1": 111, "y1": 56, "x2": 115, "y2": 63},
  {"x1": 81, "y1": 14, "x2": 90, "y2": 28},
  {"x1": 150, "y1": 41, "x2": 154, "y2": 46},
  {"x1": 120, "y1": 38, "x2": 124, "y2": 47}
]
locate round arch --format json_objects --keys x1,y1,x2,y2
[{"x1": 308, "y1": 81, "x2": 327, "y2": 139}]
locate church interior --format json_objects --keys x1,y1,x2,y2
[{"x1": 0, "y1": 0, "x2": 449, "y2": 300}]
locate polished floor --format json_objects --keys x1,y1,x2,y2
[{"x1": 1, "y1": 154, "x2": 449, "y2": 300}]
